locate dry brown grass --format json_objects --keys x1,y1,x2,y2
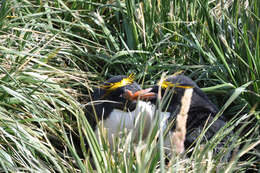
[{"x1": 172, "y1": 88, "x2": 193, "y2": 154}]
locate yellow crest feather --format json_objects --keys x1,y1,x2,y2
[
  {"x1": 160, "y1": 80, "x2": 194, "y2": 89},
  {"x1": 101, "y1": 73, "x2": 135, "y2": 91}
]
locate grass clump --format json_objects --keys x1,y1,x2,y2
[{"x1": 0, "y1": 0, "x2": 259, "y2": 172}]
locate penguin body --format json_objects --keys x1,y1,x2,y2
[
  {"x1": 96, "y1": 100, "x2": 154, "y2": 146},
  {"x1": 85, "y1": 75, "x2": 155, "y2": 148},
  {"x1": 149, "y1": 74, "x2": 227, "y2": 152}
]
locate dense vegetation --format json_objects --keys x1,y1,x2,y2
[{"x1": 0, "y1": 0, "x2": 259, "y2": 172}]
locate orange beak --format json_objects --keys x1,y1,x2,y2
[{"x1": 124, "y1": 88, "x2": 156, "y2": 101}]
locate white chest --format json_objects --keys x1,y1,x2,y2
[
  {"x1": 94, "y1": 101, "x2": 155, "y2": 146},
  {"x1": 94, "y1": 101, "x2": 173, "y2": 153}
]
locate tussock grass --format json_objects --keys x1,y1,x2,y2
[{"x1": 0, "y1": 0, "x2": 259, "y2": 172}]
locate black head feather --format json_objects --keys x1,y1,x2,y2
[{"x1": 151, "y1": 75, "x2": 218, "y2": 115}]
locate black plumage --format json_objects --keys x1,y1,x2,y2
[{"x1": 149, "y1": 74, "x2": 227, "y2": 150}]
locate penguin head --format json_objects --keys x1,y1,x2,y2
[
  {"x1": 97, "y1": 74, "x2": 155, "y2": 106},
  {"x1": 91, "y1": 74, "x2": 156, "y2": 119},
  {"x1": 150, "y1": 74, "x2": 218, "y2": 115}
]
